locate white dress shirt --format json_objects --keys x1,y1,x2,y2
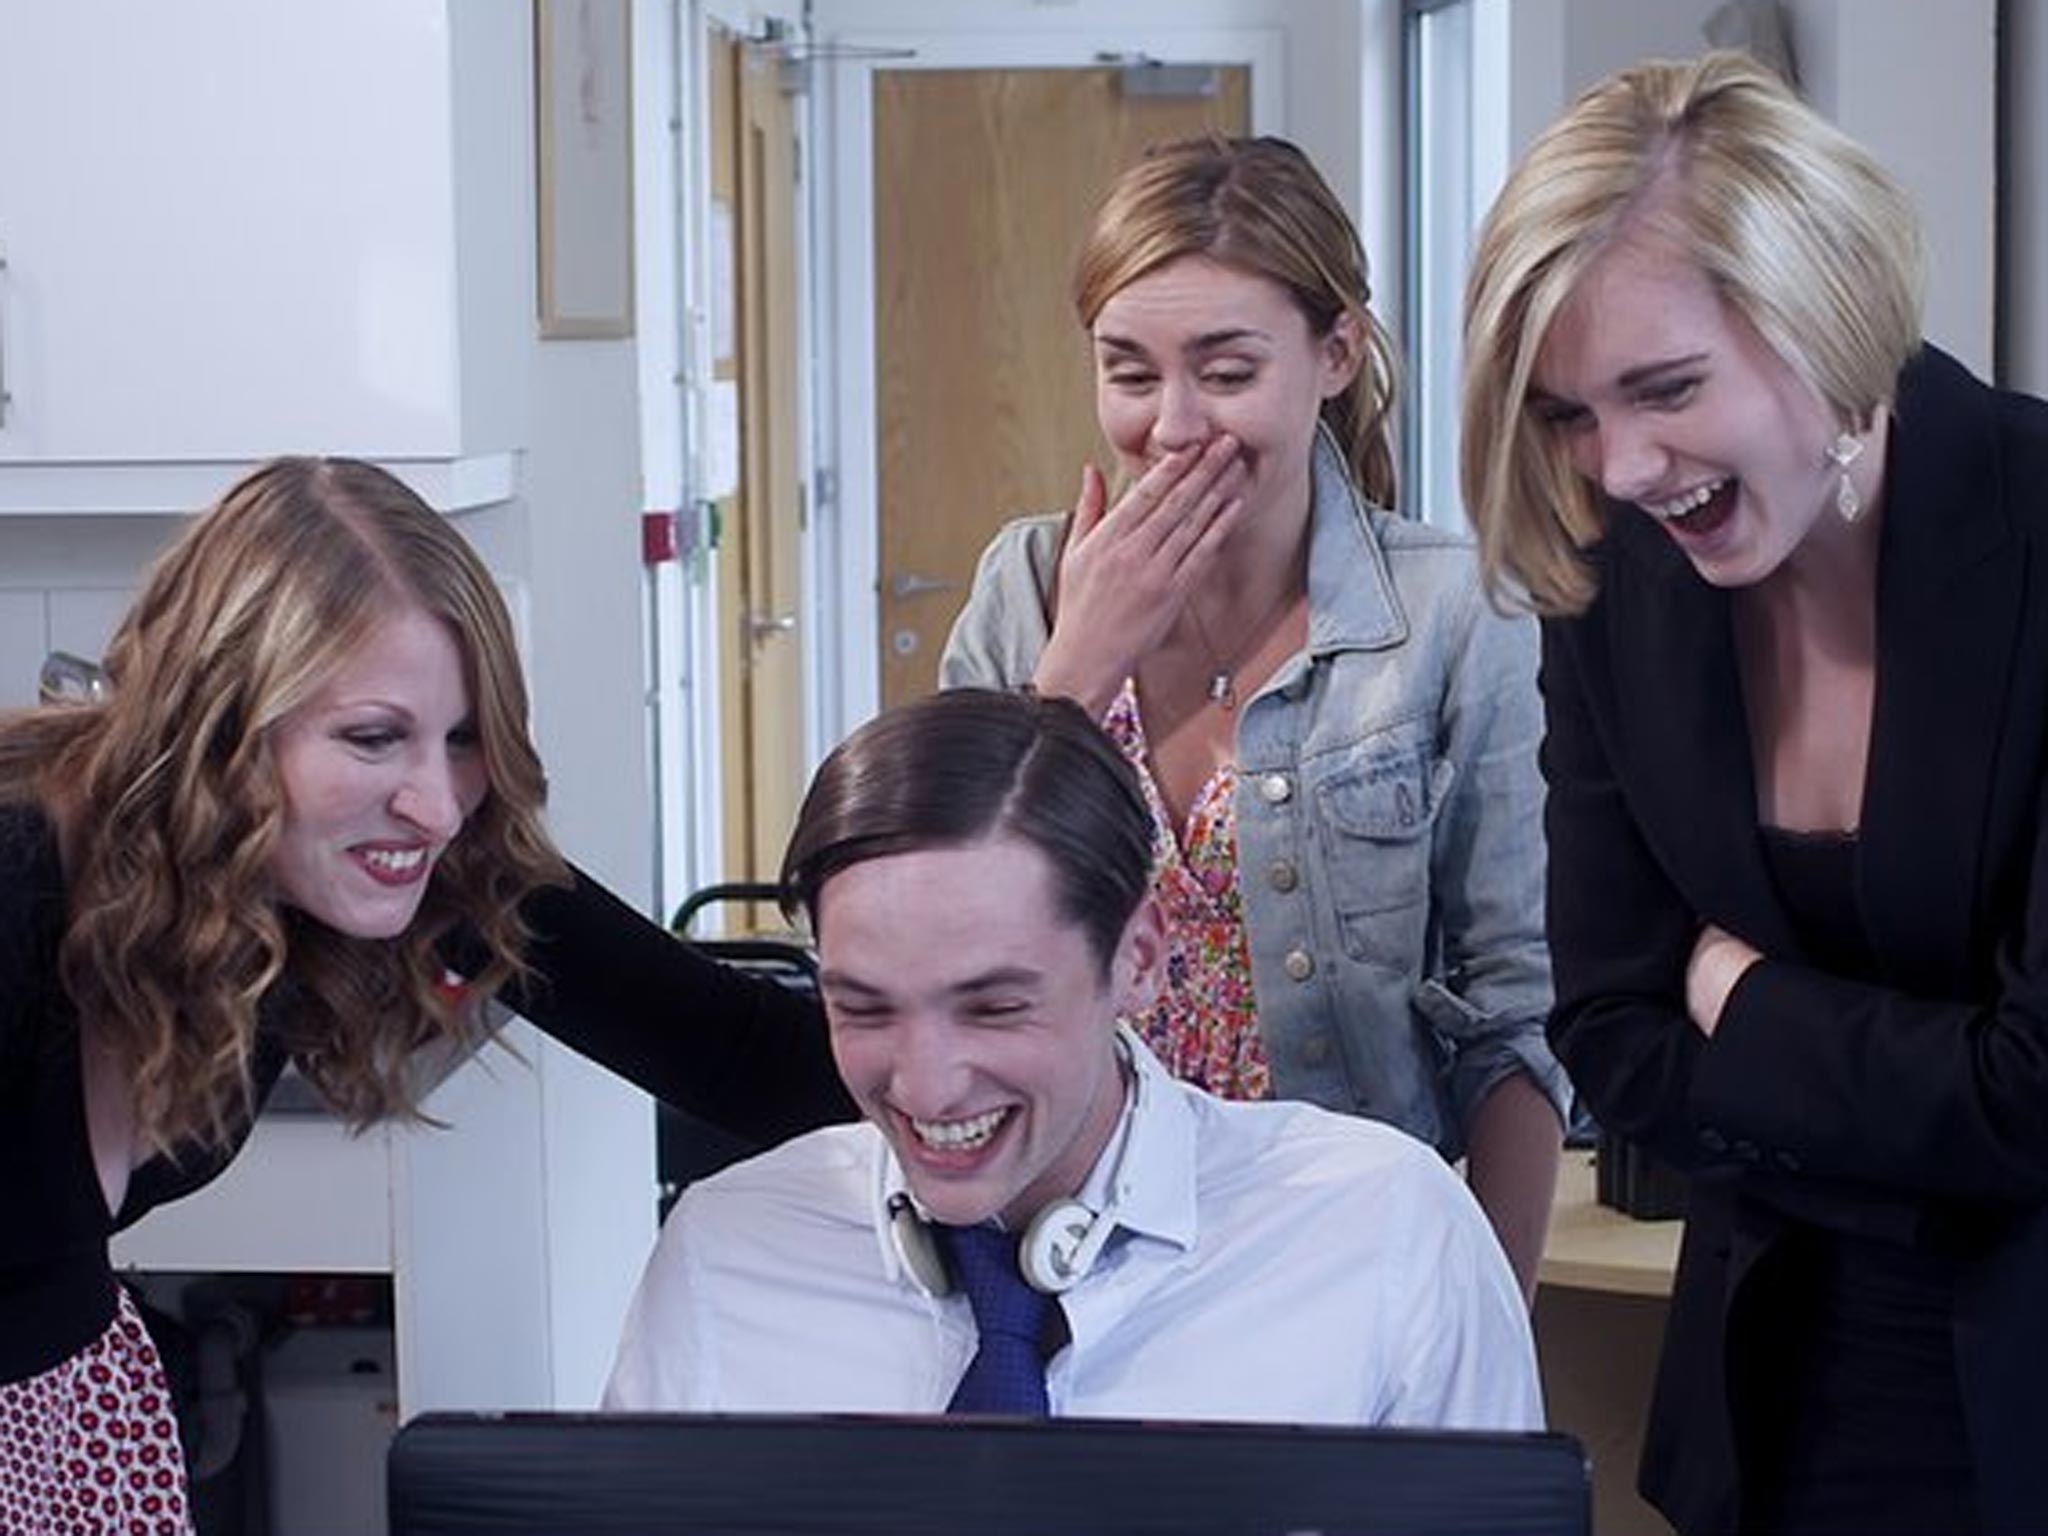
[{"x1": 604, "y1": 1031, "x2": 1541, "y2": 1430}]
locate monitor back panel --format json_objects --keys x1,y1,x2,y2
[{"x1": 388, "y1": 1412, "x2": 1590, "y2": 1536}]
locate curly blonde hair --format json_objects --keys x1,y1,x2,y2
[
  {"x1": 1072, "y1": 135, "x2": 1403, "y2": 511},
  {"x1": 1461, "y1": 50, "x2": 1924, "y2": 615},
  {"x1": 0, "y1": 457, "x2": 566, "y2": 1153}
]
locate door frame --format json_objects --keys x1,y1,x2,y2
[
  {"x1": 644, "y1": 0, "x2": 812, "y2": 925},
  {"x1": 810, "y1": 27, "x2": 1288, "y2": 745}
]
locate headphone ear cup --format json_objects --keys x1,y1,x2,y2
[
  {"x1": 1018, "y1": 1199, "x2": 1097, "y2": 1293},
  {"x1": 889, "y1": 1196, "x2": 953, "y2": 1297}
]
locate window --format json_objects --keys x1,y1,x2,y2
[{"x1": 1402, "y1": 0, "x2": 1508, "y2": 530}]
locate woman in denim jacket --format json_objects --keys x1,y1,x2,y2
[{"x1": 940, "y1": 137, "x2": 1565, "y2": 1298}]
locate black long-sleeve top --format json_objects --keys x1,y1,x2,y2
[
  {"x1": 1, "y1": 799, "x2": 850, "y2": 1385},
  {"x1": 506, "y1": 869, "x2": 851, "y2": 1143}
]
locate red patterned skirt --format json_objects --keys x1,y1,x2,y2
[{"x1": 0, "y1": 1285, "x2": 193, "y2": 1535}]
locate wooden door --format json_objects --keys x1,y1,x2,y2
[
  {"x1": 713, "y1": 29, "x2": 806, "y2": 922},
  {"x1": 873, "y1": 67, "x2": 1249, "y2": 710}
]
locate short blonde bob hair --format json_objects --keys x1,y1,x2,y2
[
  {"x1": 1461, "y1": 50, "x2": 1924, "y2": 614},
  {"x1": 0, "y1": 456, "x2": 566, "y2": 1152},
  {"x1": 1073, "y1": 135, "x2": 1402, "y2": 510}
]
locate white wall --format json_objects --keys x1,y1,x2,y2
[
  {"x1": 1484, "y1": 1, "x2": 1998, "y2": 380},
  {"x1": 1787, "y1": 0, "x2": 1997, "y2": 374},
  {"x1": 2005, "y1": 0, "x2": 2048, "y2": 395},
  {"x1": 1502, "y1": 0, "x2": 1721, "y2": 159},
  {"x1": 440, "y1": 0, "x2": 660, "y2": 1411}
]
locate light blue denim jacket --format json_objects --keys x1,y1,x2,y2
[{"x1": 939, "y1": 435, "x2": 1566, "y2": 1157}]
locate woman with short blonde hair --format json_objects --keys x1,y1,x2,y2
[
  {"x1": 1462, "y1": 50, "x2": 2048, "y2": 1533},
  {"x1": 1461, "y1": 48, "x2": 1922, "y2": 614}
]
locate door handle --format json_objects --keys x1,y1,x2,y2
[
  {"x1": 890, "y1": 571, "x2": 958, "y2": 600},
  {"x1": 747, "y1": 611, "x2": 799, "y2": 643}
]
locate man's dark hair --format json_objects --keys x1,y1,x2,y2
[{"x1": 781, "y1": 689, "x2": 1154, "y2": 972}]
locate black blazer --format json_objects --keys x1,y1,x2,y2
[{"x1": 1540, "y1": 346, "x2": 2048, "y2": 1535}]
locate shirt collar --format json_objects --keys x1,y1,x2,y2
[{"x1": 1098, "y1": 1025, "x2": 1199, "y2": 1250}]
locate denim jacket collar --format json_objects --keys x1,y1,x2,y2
[{"x1": 1305, "y1": 427, "x2": 1409, "y2": 657}]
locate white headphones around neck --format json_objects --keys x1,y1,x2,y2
[
  {"x1": 889, "y1": 1187, "x2": 1122, "y2": 1296},
  {"x1": 887, "y1": 1037, "x2": 1142, "y2": 1297}
]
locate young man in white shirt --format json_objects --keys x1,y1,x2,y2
[{"x1": 604, "y1": 689, "x2": 1540, "y2": 1429}]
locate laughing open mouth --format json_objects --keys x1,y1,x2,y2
[
  {"x1": 910, "y1": 1107, "x2": 1011, "y2": 1152},
  {"x1": 1643, "y1": 477, "x2": 1735, "y2": 534}
]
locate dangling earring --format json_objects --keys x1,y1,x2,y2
[{"x1": 1825, "y1": 432, "x2": 1866, "y2": 524}]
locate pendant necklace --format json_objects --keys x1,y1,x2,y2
[{"x1": 1186, "y1": 579, "x2": 1301, "y2": 711}]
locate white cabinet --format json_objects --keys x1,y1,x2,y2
[
  {"x1": 108, "y1": 1116, "x2": 398, "y2": 1278},
  {"x1": 0, "y1": 0, "x2": 520, "y2": 512},
  {"x1": 26, "y1": 0, "x2": 663, "y2": 1421},
  {"x1": 109, "y1": 1022, "x2": 644, "y2": 1418}
]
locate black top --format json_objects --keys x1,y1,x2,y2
[
  {"x1": 1753, "y1": 828, "x2": 1875, "y2": 980},
  {"x1": 1749, "y1": 828, "x2": 1974, "y2": 1531},
  {"x1": 0, "y1": 802, "x2": 128, "y2": 1379},
  {"x1": 0, "y1": 800, "x2": 850, "y2": 1385}
]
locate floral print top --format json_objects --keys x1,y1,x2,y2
[{"x1": 1103, "y1": 680, "x2": 1272, "y2": 1100}]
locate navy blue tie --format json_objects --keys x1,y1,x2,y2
[{"x1": 938, "y1": 1224, "x2": 1056, "y2": 1415}]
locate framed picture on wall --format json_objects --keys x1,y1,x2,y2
[{"x1": 535, "y1": 0, "x2": 634, "y2": 339}]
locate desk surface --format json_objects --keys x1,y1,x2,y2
[{"x1": 1538, "y1": 1150, "x2": 1682, "y2": 1298}]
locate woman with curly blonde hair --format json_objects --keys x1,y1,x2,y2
[
  {"x1": 11, "y1": 460, "x2": 564, "y2": 1126},
  {"x1": 0, "y1": 455, "x2": 861, "y2": 1532},
  {"x1": 0, "y1": 457, "x2": 566, "y2": 1529}
]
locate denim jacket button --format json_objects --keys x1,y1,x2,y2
[
  {"x1": 1283, "y1": 948, "x2": 1316, "y2": 982},
  {"x1": 1267, "y1": 860, "x2": 1299, "y2": 893},
  {"x1": 1259, "y1": 773, "x2": 1293, "y2": 806}
]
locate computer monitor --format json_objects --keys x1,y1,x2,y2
[{"x1": 388, "y1": 1411, "x2": 1590, "y2": 1536}]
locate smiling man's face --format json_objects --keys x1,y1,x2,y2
[{"x1": 817, "y1": 834, "x2": 1158, "y2": 1229}]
